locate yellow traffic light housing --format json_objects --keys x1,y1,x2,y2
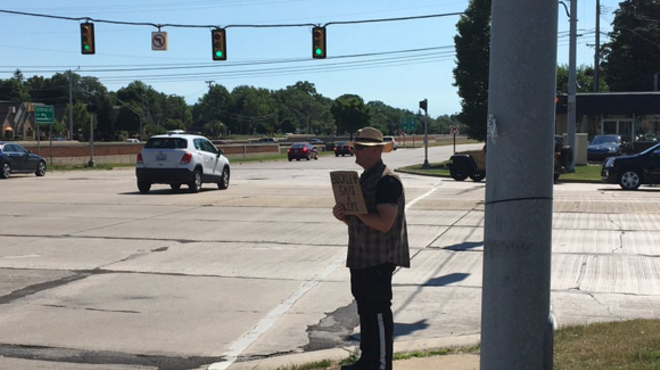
[
  {"x1": 212, "y1": 28, "x2": 227, "y2": 61},
  {"x1": 312, "y1": 26, "x2": 326, "y2": 59},
  {"x1": 80, "y1": 22, "x2": 95, "y2": 55}
]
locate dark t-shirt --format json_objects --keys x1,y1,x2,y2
[{"x1": 375, "y1": 176, "x2": 403, "y2": 205}]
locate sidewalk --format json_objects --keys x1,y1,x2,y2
[{"x1": 225, "y1": 335, "x2": 480, "y2": 370}]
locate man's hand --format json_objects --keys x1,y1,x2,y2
[{"x1": 332, "y1": 204, "x2": 348, "y2": 224}]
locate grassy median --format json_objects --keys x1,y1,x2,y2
[
  {"x1": 275, "y1": 319, "x2": 660, "y2": 370},
  {"x1": 398, "y1": 162, "x2": 603, "y2": 183}
]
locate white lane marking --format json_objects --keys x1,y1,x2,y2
[
  {"x1": 209, "y1": 183, "x2": 439, "y2": 370},
  {"x1": 208, "y1": 253, "x2": 347, "y2": 370},
  {"x1": 405, "y1": 185, "x2": 440, "y2": 210}
]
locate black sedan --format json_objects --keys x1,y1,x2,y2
[
  {"x1": 333, "y1": 141, "x2": 354, "y2": 156},
  {"x1": 287, "y1": 142, "x2": 319, "y2": 161},
  {"x1": 601, "y1": 142, "x2": 660, "y2": 190},
  {"x1": 0, "y1": 142, "x2": 47, "y2": 179},
  {"x1": 588, "y1": 135, "x2": 622, "y2": 161}
]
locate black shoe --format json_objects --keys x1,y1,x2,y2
[{"x1": 340, "y1": 364, "x2": 363, "y2": 370}]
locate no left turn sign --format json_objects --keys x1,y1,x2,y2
[{"x1": 151, "y1": 32, "x2": 168, "y2": 51}]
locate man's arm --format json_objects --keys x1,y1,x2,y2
[
  {"x1": 355, "y1": 176, "x2": 402, "y2": 233},
  {"x1": 355, "y1": 203, "x2": 398, "y2": 233}
]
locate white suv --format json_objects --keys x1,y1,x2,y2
[
  {"x1": 135, "y1": 133, "x2": 230, "y2": 194},
  {"x1": 383, "y1": 136, "x2": 398, "y2": 150}
]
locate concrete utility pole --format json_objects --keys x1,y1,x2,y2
[
  {"x1": 68, "y1": 70, "x2": 74, "y2": 141},
  {"x1": 567, "y1": 0, "x2": 578, "y2": 172},
  {"x1": 594, "y1": 0, "x2": 600, "y2": 92},
  {"x1": 481, "y1": 0, "x2": 557, "y2": 369}
]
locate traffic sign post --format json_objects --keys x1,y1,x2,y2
[
  {"x1": 34, "y1": 105, "x2": 54, "y2": 165},
  {"x1": 450, "y1": 124, "x2": 459, "y2": 153}
]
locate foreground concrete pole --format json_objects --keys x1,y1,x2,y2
[{"x1": 481, "y1": 0, "x2": 558, "y2": 369}]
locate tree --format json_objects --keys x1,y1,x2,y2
[
  {"x1": 192, "y1": 84, "x2": 231, "y2": 132},
  {"x1": 453, "y1": 0, "x2": 491, "y2": 141},
  {"x1": 556, "y1": 64, "x2": 609, "y2": 93},
  {"x1": 330, "y1": 94, "x2": 371, "y2": 135},
  {"x1": 602, "y1": 0, "x2": 660, "y2": 91}
]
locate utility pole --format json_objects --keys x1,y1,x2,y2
[
  {"x1": 205, "y1": 80, "x2": 215, "y2": 88},
  {"x1": 481, "y1": 0, "x2": 557, "y2": 369},
  {"x1": 419, "y1": 99, "x2": 429, "y2": 168},
  {"x1": 87, "y1": 105, "x2": 95, "y2": 167},
  {"x1": 594, "y1": 0, "x2": 600, "y2": 92},
  {"x1": 68, "y1": 70, "x2": 74, "y2": 141},
  {"x1": 567, "y1": 0, "x2": 578, "y2": 172}
]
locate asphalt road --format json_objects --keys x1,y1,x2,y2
[{"x1": 2, "y1": 143, "x2": 660, "y2": 370}]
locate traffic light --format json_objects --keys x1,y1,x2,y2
[
  {"x1": 80, "y1": 22, "x2": 95, "y2": 55},
  {"x1": 312, "y1": 26, "x2": 326, "y2": 59},
  {"x1": 419, "y1": 99, "x2": 428, "y2": 112},
  {"x1": 212, "y1": 28, "x2": 227, "y2": 61}
]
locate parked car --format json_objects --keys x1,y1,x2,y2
[
  {"x1": 588, "y1": 134, "x2": 622, "y2": 161},
  {"x1": 135, "y1": 133, "x2": 230, "y2": 194},
  {"x1": 601, "y1": 142, "x2": 660, "y2": 190},
  {"x1": 287, "y1": 142, "x2": 319, "y2": 161},
  {"x1": 257, "y1": 137, "x2": 278, "y2": 143},
  {"x1": 306, "y1": 138, "x2": 325, "y2": 145},
  {"x1": 0, "y1": 142, "x2": 47, "y2": 179},
  {"x1": 448, "y1": 135, "x2": 572, "y2": 183},
  {"x1": 333, "y1": 141, "x2": 354, "y2": 156},
  {"x1": 383, "y1": 136, "x2": 398, "y2": 150}
]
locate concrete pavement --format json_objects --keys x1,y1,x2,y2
[{"x1": 226, "y1": 335, "x2": 480, "y2": 370}]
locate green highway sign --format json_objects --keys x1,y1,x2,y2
[
  {"x1": 401, "y1": 116, "x2": 417, "y2": 132},
  {"x1": 35, "y1": 105, "x2": 54, "y2": 124}
]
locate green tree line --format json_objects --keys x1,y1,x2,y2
[
  {"x1": 0, "y1": 74, "x2": 460, "y2": 141},
  {"x1": 454, "y1": 0, "x2": 660, "y2": 141}
]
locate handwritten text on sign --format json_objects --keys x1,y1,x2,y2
[{"x1": 330, "y1": 171, "x2": 367, "y2": 214}]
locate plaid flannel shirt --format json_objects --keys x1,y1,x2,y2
[{"x1": 346, "y1": 161, "x2": 410, "y2": 269}]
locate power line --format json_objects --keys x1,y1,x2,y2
[{"x1": 0, "y1": 8, "x2": 463, "y2": 29}]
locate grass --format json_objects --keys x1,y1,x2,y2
[
  {"x1": 50, "y1": 163, "x2": 133, "y2": 171},
  {"x1": 274, "y1": 320, "x2": 660, "y2": 370},
  {"x1": 554, "y1": 319, "x2": 660, "y2": 370},
  {"x1": 398, "y1": 162, "x2": 604, "y2": 183}
]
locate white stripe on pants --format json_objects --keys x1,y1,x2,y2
[{"x1": 377, "y1": 313, "x2": 386, "y2": 370}]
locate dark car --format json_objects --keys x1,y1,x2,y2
[
  {"x1": 287, "y1": 142, "x2": 318, "y2": 161},
  {"x1": 307, "y1": 138, "x2": 324, "y2": 144},
  {"x1": 588, "y1": 135, "x2": 622, "y2": 161},
  {"x1": 601, "y1": 142, "x2": 660, "y2": 190},
  {"x1": 333, "y1": 141, "x2": 354, "y2": 156},
  {"x1": 0, "y1": 142, "x2": 47, "y2": 179}
]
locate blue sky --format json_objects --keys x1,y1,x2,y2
[{"x1": 0, "y1": 0, "x2": 620, "y2": 117}]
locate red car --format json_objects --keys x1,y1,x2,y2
[
  {"x1": 287, "y1": 142, "x2": 319, "y2": 161},
  {"x1": 333, "y1": 141, "x2": 354, "y2": 156}
]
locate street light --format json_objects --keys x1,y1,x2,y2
[{"x1": 113, "y1": 97, "x2": 144, "y2": 139}]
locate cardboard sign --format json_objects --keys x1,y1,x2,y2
[{"x1": 330, "y1": 171, "x2": 367, "y2": 214}]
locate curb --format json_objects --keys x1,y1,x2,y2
[{"x1": 222, "y1": 334, "x2": 480, "y2": 370}]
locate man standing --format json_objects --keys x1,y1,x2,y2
[{"x1": 332, "y1": 127, "x2": 410, "y2": 370}]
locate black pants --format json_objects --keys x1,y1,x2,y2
[{"x1": 350, "y1": 263, "x2": 396, "y2": 370}]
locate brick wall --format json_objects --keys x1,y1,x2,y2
[{"x1": 18, "y1": 141, "x2": 281, "y2": 166}]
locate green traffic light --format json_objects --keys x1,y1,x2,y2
[
  {"x1": 84, "y1": 44, "x2": 90, "y2": 51},
  {"x1": 215, "y1": 50, "x2": 223, "y2": 58},
  {"x1": 315, "y1": 48, "x2": 322, "y2": 55}
]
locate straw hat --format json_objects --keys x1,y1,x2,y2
[{"x1": 351, "y1": 127, "x2": 393, "y2": 153}]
